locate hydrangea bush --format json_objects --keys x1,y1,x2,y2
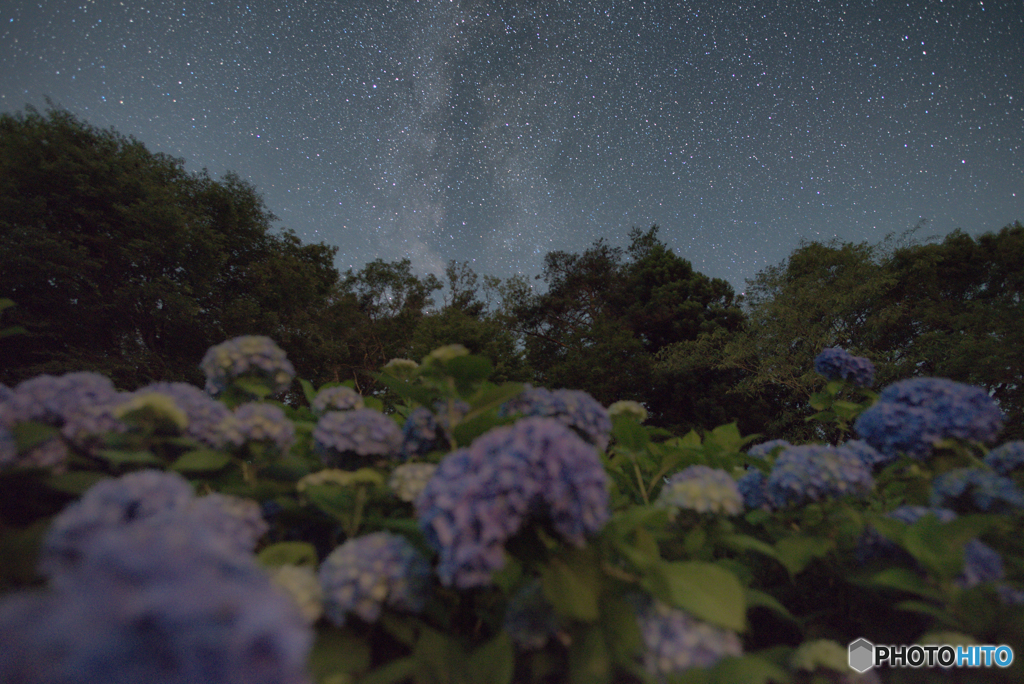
[{"x1": 0, "y1": 339, "x2": 1021, "y2": 684}]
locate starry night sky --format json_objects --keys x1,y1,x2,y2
[{"x1": 2, "y1": 1, "x2": 1022, "y2": 293}]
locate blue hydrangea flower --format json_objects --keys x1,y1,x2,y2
[
  {"x1": 0, "y1": 426, "x2": 15, "y2": 467},
  {"x1": 1, "y1": 372, "x2": 119, "y2": 426},
  {"x1": 766, "y1": 445, "x2": 873, "y2": 508},
  {"x1": 984, "y1": 441, "x2": 1024, "y2": 476},
  {"x1": 187, "y1": 494, "x2": 269, "y2": 554},
  {"x1": 399, "y1": 407, "x2": 445, "y2": 458},
  {"x1": 856, "y1": 506, "x2": 958, "y2": 564},
  {"x1": 134, "y1": 382, "x2": 233, "y2": 447},
  {"x1": 501, "y1": 386, "x2": 612, "y2": 451},
  {"x1": 632, "y1": 595, "x2": 742, "y2": 680},
  {"x1": 60, "y1": 396, "x2": 130, "y2": 451},
  {"x1": 311, "y1": 386, "x2": 364, "y2": 415},
  {"x1": 930, "y1": 468, "x2": 1024, "y2": 513},
  {"x1": 504, "y1": 580, "x2": 564, "y2": 650},
  {"x1": 313, "y1": 408, "x2": 403, "y2": 468},
  {"x1": 736, "y1": 470, "x2": 770, "y2": 510},
  {"x1": 747, "y1": 439, "x2": 791, "y2": 460},
  {"x1": 958, "y1": 539, "x2": 1004, "y2": 589},
  {"x1": 389, "y1": 462, "x2": 438, "y2": 503},
  {"x1": 318, "y1": 532, "x2": 431, "y2": 626},
  {"x1": 200, "y1": 335, "x2": 295, "y2": 397},
  {"x1": 433, "y1": 398, "x2": 471, "y2": 432},
  {"x1": 656, "y1": 466, "x2": 743, "y2": 515},
  {"x1": 854, "y1": 378, "x2": 1004, "y2": 460},
  {"x1": 813, "y1": 347, "x2": 876, "y2": 387},
  {"x1": 416, "y1": 418, "x2": 610, "y2": 588},
  {"x1": 836, "y1": 439, "x2": 892, "y2": 470},
  {"x1": 216, "y1": 403, "x2": 296, "y2": 454}
]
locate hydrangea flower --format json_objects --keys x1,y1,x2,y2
[
  {"x1": 984, "y1": 441, "x2": 1024, "y2": 476},
  {"x1": 60, "y1": 398, "x2": 129, "y2": 451},
  {"x1": 813, "y1": 347, "x2": 876, "y2": 387},
  {"x1": 0, "y1": 426, "x2": 16, "y2": 467},
  {"x1": 766, "y1": 445, "x2": 873, "y2": 508},
  {"x1": 311, "y1": 386, "x2": 364, "y2": 415},
  {"x1": 2, "y1": 514, "x2": 311, "y2": 684},
  {"x1": 216, "y1": 403, "x2": 296, "y2": 454},
  {"x1": 930, "y1": 468, "x2": 1024, "y2": 513},
  {"x1": 501, "y1": 386, "x2": 612, "y2": 451},
  {"x1": 381, "y1": 358, "x2": 419, "y2": 378},
  {"x1": 504, "y1": 580, "x2": 564, "y2": 649},
  {"x1": 269, "y1": 564, "x2": 324, "y2": 624},
  {"x1": 389, "y1": 462, "x2": 438, "y2": 503},
  {"x1": 201, "y1": 335, "x2": 295, "y2": 397},
  {"x1": 958, "y1": 539, "x2": 1005, "y2": 589},
  {"x1": 416, "y1": 418, "x2": 609, "y2": 588},
  {"x1": 313, "y1": 408, "x2": 402, "y2": 468},
  {"x1": 746, "y1": 439, "x2": 791, "y2": 460},
  {"x1": 187, "y1": 493, "x2": 269, "y2": 554},
  {"x1": 133, "y1": 382, "x2": 234, "y2": 447},
  {"x1": 424, "y1": 344, "x2": 470, "y2": 364},
  {"x1": 318, "y1": 532, "x2": 431, "y2": 626},
  {"x1": 608, "y1": 400, "x2": 648, "y2": 423},
  {"x1": 736, "y1": 470, "x2": 770, "y2": 510},
  {"x1": 656, "y1": 466, "x2": 743, "y2": 515},
  {"x1": 433, "y1": 398, "x2": 471, "y2": 432},
  {"x1": 399, "y1": 407, "x2": 444, "y2": 458},
  {"x1": 854, "y1": 378, "x2": 1004, "y2": 460},
  {"x1": 632, "y1": 595, "x2": 742, "y2": 680},
  {"x1": 836, "y1": 439, "x2": 893, "y2": 470},
  {"x1": 114, "y1": 391, "x2": 189, "y2": 431}
]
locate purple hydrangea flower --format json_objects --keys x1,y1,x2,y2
[
  {"x1": 187, "y1": 493, "x2": 269, "y2": 554},
  {"x1": 854, "y1": 378, "x2": 1004, "y2": 460},
  {"x1": 766, "y1": 445, "x2": 873, "y2": 508},
  {"x1": 958, "y1": 539, "x2": 1004, "y2": 589},
  {"x1": 836, "y1": 439, "x2": 893, "y2": 470},
  {"x1": 632, "y1": 595, "x2": 742, "y2": 680},
  {"x1": 737, "y1": 470, "x2": 770, "y2": 510},
  {"x1": 135, "y1": 382, "x2": 234, "y2": 447},
  {"x1": 416, "y1": 417, "x2": 610, "y2": 588},
  {"x1": 313, "y1": 408, "x2": 403, "y2": 468},
  {"x1": 813, "y1": 347, "x2": 876, "y2": 387},
  {"x1": 311, "y1": 386, "x2": 364, "y2": 415},
  {"x1": 389, "y1": 462, "x2": 439, "y2": 503},
  {"x1": 747, "y1": 439, "x2": 791, "y2": 460},
  {"x1": 201, "y1": 335, "x2": 295, "y2": 397},
  {"x1": 217, "y1": 403, "x2": 296, "y2": 454},
  {"x1": 318, "y1": 532, "x2": 431, "y2": 626},
  {"x1": 504, "y1": 580, "x2": 564, "y2": 650},
  {"x1": 433, "y1": 398, "x2": 471, "y2": 432},
  {"x1": 656, "y1": 466, "x2": 743, "y2": 515},
  {"x1": 930, "y1": 468, "x2": 1024, "y2": 513},
  {"x1": 501, "y1": 386, "x2": 612, "y2": 451},
  {"x1": 399, "y1": 407, "x2": 445, "y2": 458},
  {"x1": 984, "y1": 441, "x2": 1024, "y2": 476}
]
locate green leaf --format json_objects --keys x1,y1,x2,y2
[
  {"x1": 642, "y1": 561, "x2": 746, "y2": 632},
  {"x1": 372, "y1": 373, "x2": 437, "y2": 408},
  {"x1": 568, "y1": 625, "x2": 612, "y2": 684},
  {"x1": 10, "y1": 421, "x2": 60, "y2": 451},
  {"x1": 705, "y1": 422, "x2": 747, "y2": 453},
  {"x1": 299, "y1": 378, "x2": 317, "y2": 406},
  {"x1": 446, "y1": 354, "x2": 493, "y2": 386},
  {"x1": 232, "y1": 376, "x2": 274, "y2": 399},
  {"x1": 357, "y1": 657, "x2": 417, "y2": 684},
  {"x1": 863, "y1": 567, "x2": 943, "y2": 600},
  {"x1": 413, "y1": 627, "x2": 469, "y2": 684},
  {"x1": 467, "y1": 632, "x2": 514, "y2": 684},
  {"x1": 257, "y1": 541, "x2": 319, "y2": 568},
  {"x1": 44, "y1": 470, "x2": 108, "y2": 495},
  {"x1": 808, "y1": 392, "x2": 832, "y2": 411},
  {"x1": 744, "y1": 588, "x2": 798, "y2": 625},
  {"x1": 542, "y1": 552, "x2": 602, "y2": 622},
  {"x1": 668, "y1": 654, "x2": 791, "y2": 684},
  {"x1": 96, "y1": 449, "x2": 162, "y2": 465},
  {"x1": 307, "y1": 626, "x2": 371, "y2": 682},
  {"x1": 773, "y1": 536, "x2": 834, "y2": 576},
  {"x1": 894, "y1": 601, "x2": 959, "y2": 626},
  {"x1": 719, "y1": 534, "x2": 782, "y2": 564},
  {"x1": 612, "y1": 414, "x2": 649, "y2": 453},
  {"x1": 170, "y1": 449, "x2": 231, "y2": 473},
  {"x1": 303, "y1": 484, "x2": 354, "y2": 521},
  {"x1": 465, "y1": 383, "x2": 524, "y2": 414},
  {"x1": 601, "y1": 594, "x2": 644, "y2": 663}
]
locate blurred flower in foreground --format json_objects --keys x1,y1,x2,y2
[
  {"x1": 318, "y1": 532, "x2": 431, "y2": 626},
  {"x1": 188, "y1": 493, "x2": 269, "y2": 554},
  {"x1": 201, "y1": 335, "x2": 295, "y2": 397},
  {"x1": 984, "y1": 441, "x2": 1024, "y2": 476},
  {"x1": 416, "y1": 418, "x2": 609, "y2": 588},
  {"x1": 632, "y1": 594, "x2": 742, "y2": 680},
  {"x1": 854, "y1": 378, "x2": 1004, "y2": 460},
  {"x1": 813, "y1": 347, "x2": 876, "y2": 387},
  {"x1": 656, "y1": 465, "x2": 743, "y2": 515},
  {"x1": 313, "y1": 408, "x2": 402, "y2": 469},
  {"x1": 270, "y1": 564, "x2": 324, "y2": 624},
  {"x1": 501, "y1": 386, "x2": 612, "y2": 451},
  {"x1": 930, "y1": 468, "x2": 1024, "y2": 513},
  {"x1": 766, "y1": 445, "x2": 873, "y2": 508}
]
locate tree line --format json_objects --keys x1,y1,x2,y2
[{"x1": 2, "y1": 105, "x2": 1021, "y2": 441}]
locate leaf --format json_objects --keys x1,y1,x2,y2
[
  {"x1": 863, "y1": 567, "x2": 943, "y2": 600},
  {"x1": 668, "y1": 654, "x2": 791, "y2": 684},
  {"x1": 894, "y1": 600, "x2": 959, "y2": 626},
  {"x1": 170, "y1": 449, "x2": 231, "y2": 473},
  {"x1": 95, "y1": 449, "x2": 162, "y2": 465},
  {"x1": 465, "y1": 383, "x2": 524, "y2": 414},
  {"x1": 413, "y1": 627, "x2": 469, "y2": 684},
  {"x1": 307, "y1": 625, "x2": 371, "y2": 682},
  {"x1": 542, "y1": 552, "x2": 602, "y2": 622},
  {"x1": 372, "y1": 373, "x2": 437, "y2": 408},
  {"x1": 568, "y1": 624, "x2": 612, "y2": 684},
  {"x1": 773, "y1": 536, "x2": 834, "y2": 576},
  {"x1": 642, "y1": 560, "x2": 746, "y2": 632},
  {"x1": 467, "y1": 632, "x2": 514, "y2": 684},
  {"x1": 446, "y1": 354, "x2": 493, "y2": 386},
  {"x1": 299, "y1": 378, "x2": 317, "y2": 406},
  {"x1": 44, "y1": 471, "x2": 108, "y2": 495},
  {"x1": 719, "y1": 534, "x2": 783, "y2": 564},
  {"x1": 357, "y1": 657, "x2": 417, "y2": 684},
  {"x1": 257, "y1": 541, "x2": 319, "y2": 568},
  {"x1": 744, "y1": 588, "x2": 798, "y2": 625},
  {"x1": 303, "y1": 484, "x2": 354, "y2": 521},
  {"x1": 612, "y1": 414, "x2": 649, "y2": 453},
  {"x1": 10, "y1": 421, "x2": 60, "y2": 451},
  {"x1": 233, "y1": 376, "x2": 273, "y2": 399},
  {"x1": 601, "y1": 594, "x2": 644, "y2": 663}
]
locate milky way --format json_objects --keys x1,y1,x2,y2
[{"x1": 2, "y1": 1, "x2": 1021, "y2": 292}]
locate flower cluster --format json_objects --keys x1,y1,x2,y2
[
  {"x1": 813, "y1": 347, "x2": 876, "y2": 387},
  {"x1": 930, "y1": 468, "x2": 1024, "y2": 513},
  {"x1": 736, "y1": 470, "x2": 770, "y2": 510},
  {"x1": 188, "y1": 493, "x2": 270, "y2": 554},
  {"x1": 416, "y1": 418, "x2": 610, "y2": 588},
  {"x1": 501, "y1": 386, "x2": 612, "y2": 451},
  {"x1": 766, "y1": 445, "x2": 874, "y2": 509},
  {"x1": 216, "y1": 402, "x2": 296, "y2": 454},
  {"x1": 985, "y1": 441, "x2": 1024, "y2": 476},
  {"x1": 313, "y1": 408, "x2": 403, "y2": 468},
  {"x1": 854, "y1": 378, "x2": 1004, "y2": 460},
  {"x1": 1, "y1": 471, "x2": 309, "y2": 684},
  {"x1": 134, "y1": 382, "x2": 234, "y2": 447},
  {"x1": 311, "y1": 386, "x2": 364, "y2": 415},
  {"x1": 399, "y1": 407, "x2": 444, "y2": 458},
  {"x1": 318, "y1": 532, "x2": 431, "y2": 626},
  {"x1": 504, "y1": 580, "x2": 564, "y2": 649},
  {"x1": 656, "y1": 466, "x2": 743, "y2": 515},
  {"x1": 269, "y1": 565, "x2": 324, "y2": 624},
  {"x1": 746, "y1": 439, "x2": 791, "y2": 460},
  {"x1": 389, "y1": 462, "x2": 438, "y2": 503},
  {"x1": 381, "y1": 358, "x2": 419, "y2": 378},
  {"x1": 836, "y1": 439, "x2": 892, "y2": 470},
  {"x1": 632, "y1": 595, "x2": 742, "y2": 680},
  {"x1": 200, "y1": 335, "x2": 295, "y2": 397},
  {"x1": 608, "y1": 400, "x2": 648, "y2": 423}
]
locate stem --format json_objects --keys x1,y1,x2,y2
[
  {"x1": 347, "y1": 485, "x2": 368, "y2": 537},
  {"x1": 633, "y1": 461, "x2": 650, "y2": 505}
]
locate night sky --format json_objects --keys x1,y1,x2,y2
[{"x1": 2, "y1": 1, "x2": 1022, "y2": 294}]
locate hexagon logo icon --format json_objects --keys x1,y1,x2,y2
[{"x1": 849, "y1": 638, "x2": 875, "y2": 673}]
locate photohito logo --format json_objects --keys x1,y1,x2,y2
[{"x1": 849, "y1": 638, "x2": 1014, "y2": 672}]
